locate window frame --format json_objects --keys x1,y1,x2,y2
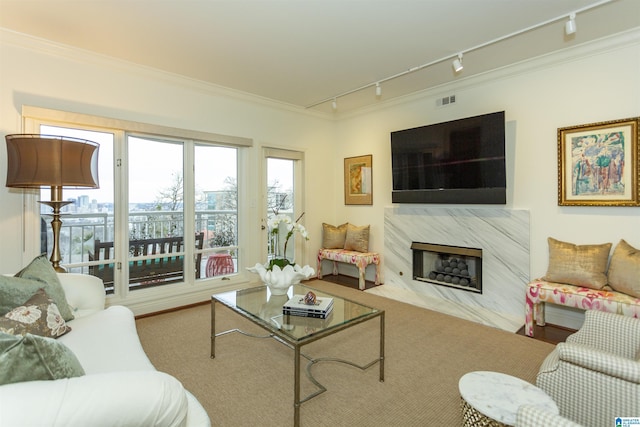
[
  {"x1": 21, "y1": 106, "x2": 253, "y2": 307},
  {"x1": 263, "y1": 147, "x2": 306, "y2": 264}
]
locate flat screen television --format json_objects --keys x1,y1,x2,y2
[{"x1": 391, "y1": 111, "x2": 506, "y2": 204}]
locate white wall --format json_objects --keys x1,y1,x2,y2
[
  {"x1": 0, "y1": 30, "x2": 336, "y2": 278},
  {"x1": 334, "y1": 30, "x2": 640, "y2": 328}
]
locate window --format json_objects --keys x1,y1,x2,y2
[
  {"x1": 195, "y1": 144, "x2": 239, "y2": 278},
  {"x1": 25, "y1": 106, "x2": 251, "y2": 302},
  {"x1": 264, "y1": 148, "x2": 305, "y2": 263}
]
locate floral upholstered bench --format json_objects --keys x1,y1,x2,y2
[
  {"x1": 317, "y1": 222, "x2": 383, "y2": 290},
  {"x1": 524, "y1": 280, "x2": 640, "y2": 337},
  {"x1": 317, "y1": 248, "x2": 382, "y2": 290},
  {"x1": 524, "y1": 238, "x2": 640, "y2": 337}
]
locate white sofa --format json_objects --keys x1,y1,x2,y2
[{"x1": 0, "y1": 273, "x2": 211, "y2": 427}]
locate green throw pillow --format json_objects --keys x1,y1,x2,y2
[
  {"x1": 0, "y1": 276, "x2": 50, "y2": 317},
  {"x1": 12, "y1": 254, "x2": 74, "y2": 321},
  {"x1": 0, "y1": 332, "x2": 85, "y2": 385}
]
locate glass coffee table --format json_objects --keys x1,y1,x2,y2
[{"x1": 211, "y1": 283, "x2": 385, "y2": 427}]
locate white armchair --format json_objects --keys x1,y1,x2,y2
[{"x1": 536, "y1": 310, "x2": 640, "y2": 427}]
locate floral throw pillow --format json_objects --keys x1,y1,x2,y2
[
  {"x1": 14, "y1": 254, "x2": 74, "y2": 321},
  {"x1": 0, "y1": 288, "x2": 71, "y2": 338}
]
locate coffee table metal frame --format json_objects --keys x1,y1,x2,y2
[{"x1": 210, "y1": 284, "x2": 385, "y2": 427}]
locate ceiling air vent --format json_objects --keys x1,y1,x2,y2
[{"x1": 436, "y1": 95, "x2": 456, "y2": 107}]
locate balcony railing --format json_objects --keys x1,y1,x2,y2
[{"x1": 43, "y1": 210, "x2": 238, "y2": 284}]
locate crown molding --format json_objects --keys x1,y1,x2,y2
[
  {"x1": 0, "y1": 27, "x2": 331, "y2": 120},
  {"x1": 2, "y1": 26, "x2": 638, "y2": 122}
]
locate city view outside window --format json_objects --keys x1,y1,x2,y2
[
  {"x1": 39, "y1": 125, "x2": 239, "y2": 295},
  {"x1": 39, "y1": 125, "x2": 115, "y2": 271}
]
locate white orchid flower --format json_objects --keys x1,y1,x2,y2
[{"x1": 266, "y1": 212, "x2": 310, "y2": 260}]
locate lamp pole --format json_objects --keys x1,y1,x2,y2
[{"x1": 39, "y1": 186, "x2": 72, "y2": 272}]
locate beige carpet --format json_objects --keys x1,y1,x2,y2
[{"x1": 136, "y1": 280, "x2": 555, "y2": 426}]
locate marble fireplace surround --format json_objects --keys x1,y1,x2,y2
[{"x1": 369, "y1": 206, "x2": 529, "y2": 332}]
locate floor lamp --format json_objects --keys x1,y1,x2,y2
[{"x1": 5, "y1": 134, "x2": 99, "y2": 272}]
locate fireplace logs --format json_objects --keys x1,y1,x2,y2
[{"x1": 412, "y1": 243, "x2": 482, "y2": 293}]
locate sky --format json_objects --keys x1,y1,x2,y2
[{"x1": 41, "y1": 125, "x2": 291, "y2": 206}]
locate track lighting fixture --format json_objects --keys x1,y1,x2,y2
[
  {"x1": 565, "y1": 13, "x2": 577, "y2": 35},
  {"x1": 452, "y1": 53, "x2": 464, "y2": 73},
  {"x1": 307, "y1": 1, "x2": 603, "y2": 110}
]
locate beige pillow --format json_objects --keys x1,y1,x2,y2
[
  {"x1": 322, "y1": 223, "x2": 348, "y2": 249},
  {"x1": 543, "y1": 237, "x2": 611, "y2": 289},
  {"x1": 344, "y1": 224, "x2": 370, "y2": 252},
  {"x1": 608, "y1": 239, "x2": 640, "y2": 298}
]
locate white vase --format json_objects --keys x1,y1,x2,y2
[{"x1": 247, "y1": 262, "x2": 315, "y2": 295}]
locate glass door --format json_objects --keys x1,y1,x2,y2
[
  {"x1": 194, "y1": 144, "x2": 238, "y2": 279},
  {"x1": 264, "y1": 149, "x2": 304, "y2": 265},
  {"x1": 126, "y1": 136, "x2": 185, "y2": 291}
]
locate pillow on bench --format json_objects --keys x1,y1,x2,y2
[
  {"x1": 321, "y1": 223, "x2": 371, "y2": 252},
  {"x1": 344, "y1": 223, "x2": 370, "y2": 252},
  {"x1": 322, "y1": 223, "x2": 347, "y2": 249},
  {"x1": 608, "y1": 239, "x2": 640, "y2": 298},
  {"x1": 542, "y1": 237, "x2": 611, "y2": 290}
]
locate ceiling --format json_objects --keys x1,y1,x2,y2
[{"x1": 1, "y1": 0, "x2": 638, "y2": 115}]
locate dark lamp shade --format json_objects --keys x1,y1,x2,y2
[{"x1": 5, "y1": 134, "x2": 99, "y2": 189}]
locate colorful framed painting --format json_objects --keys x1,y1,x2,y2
[
  {"x1": 558, "y1": 117, "x2": 639, "y2": 206},
  {"x1": 344, "y1": 154, "x2": 373, "y2": 205}
]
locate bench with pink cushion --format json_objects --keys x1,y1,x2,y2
[
  {"x1": 524, "y1": 279, "x2": 640, "y2": 337},
  {"x1": 317, "y1": 248, "x2": 382, "y2": 290}
]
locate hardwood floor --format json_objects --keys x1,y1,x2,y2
[
  {"x1": 516, "y1": 323, "x2": 576, "y2": 344},
  {"x1": 313, "y1": 273, "x2": 380, "y2": 290}
]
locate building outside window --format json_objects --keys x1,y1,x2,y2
[{"x1": 25, "y1": 110, "x2": 247, "y2": 302}]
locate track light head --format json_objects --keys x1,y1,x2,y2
[
  {"x1": 565, "y1": 13, "x2": 577, "y2": 35},
  {"x1": 375, "y1": 82, "x2": 382, "y2": 97},
  {"x1": 452, "y1": 53, "x2": 464, "y2": 73},
  {"x1": 332, "y1": 98, "x2": 337, "y2": 110}
]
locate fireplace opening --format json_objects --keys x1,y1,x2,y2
[{"x1": 411, "y1": 242, "x2": 482, "y2": 293}]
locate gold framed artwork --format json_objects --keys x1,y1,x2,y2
[
  {"x1": 344, "y1": 154, "x2": 372, "y2": 205},
  {"x1": 558, "y1": 116, "x2": 639, "y2": 206}
]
